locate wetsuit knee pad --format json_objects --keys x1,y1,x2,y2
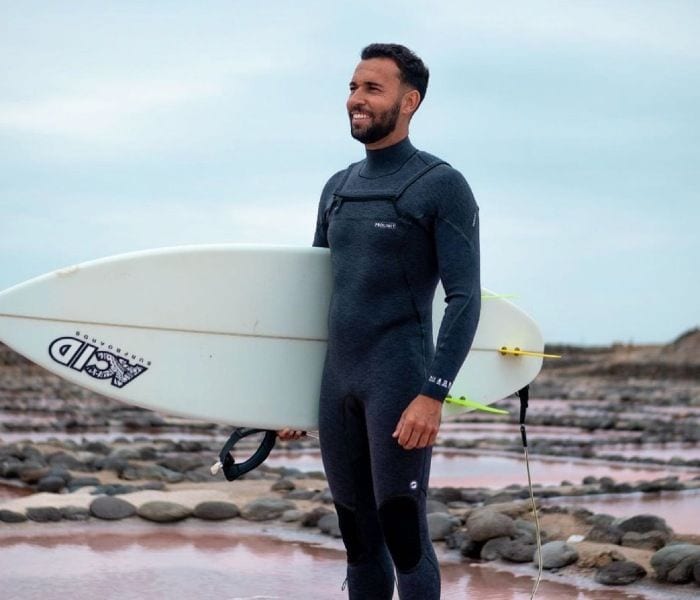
[
  {"x1": 378, "y1": 496, "x2": 422, "y2": 572},
  {"x1": 335, "y1": 503, "x2": 366, "y2": 564}
]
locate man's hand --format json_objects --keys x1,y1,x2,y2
[
  {"x1": 277, "y1": 429, "x2": 305, "y2": 441},
  {"x1": 392, "y1": 394, "x2": 442, "y2": 450}
]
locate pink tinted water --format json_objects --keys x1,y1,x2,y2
[
  {"x1": 265, "y1": 450, "x2": 698, "y2": 488},
  {"x1": 594, "y1": 442, "x2": 700, "y2": 460},
  {"x1": 0, "y1": 523, "x2": 659, "y2": 600},
  {"x1": 548, "y1": 489, "x2": 700, "y2": 534}
]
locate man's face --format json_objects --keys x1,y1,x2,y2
[{"x1": 347, "y1": 58, "x2": 405, "y2": 145}]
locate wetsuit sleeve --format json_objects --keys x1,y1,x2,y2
[
  {"x1": 420, "y1": 168, "x2": 481, "y2": 401},
  {"x1": 312, "y1": 171, "x2": 345, "y2": 248}
]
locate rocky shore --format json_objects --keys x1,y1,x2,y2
[{"x1": 2, "y1": 330, "x2": 700, "y2": 595}]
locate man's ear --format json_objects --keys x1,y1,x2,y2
[{"x1": 402, "y1": 89, "x2": 421, "y2": 116}]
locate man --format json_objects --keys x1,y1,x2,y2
[{"x1": 284, "y1": 43, "x2": 480, "y2": 599}]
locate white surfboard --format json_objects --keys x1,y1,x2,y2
[{"x1": 0, "y1": 245, "x2": 544, "y2": 429}]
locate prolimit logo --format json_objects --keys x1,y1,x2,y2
[{"x1": 48, "y1": 336, "x2": 148, "y2": 388}]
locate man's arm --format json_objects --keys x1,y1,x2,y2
[{"x1": 394, "y1": 167, "x2": 481, "y2": 449}]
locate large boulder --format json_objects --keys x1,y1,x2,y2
[
  {"x1": 595, "y1": 561, "x2": 646, "y2": 586},
  {"x1": 621, "y1": 531, "x2": 668, "y2": 551},
  {"x1": 466, "y1": 508, "x2": 517, "y2": 542},
  {"x1": 651, "y1": 544, "x2": 700, "y2": 584},
  {"x1": 240, "y1": 497, "x2": 296, "y2": 521},
  {"x1": 428, "y1": 512, "x2": 460, "y2": 541},
  {"x1": 90, "y1": 496, "x2": 136, "y2": 520},
  {"x1": 138, "y1": 501, "x2": 191, "y2": 523},
  {"x1": 585, "y1": 523, "x2": 623, "y2": 545},
  {"x1": 193, "y1": 501, "x2": 239, "y2": 521},
  {"x1": 318, "y1": 513, "x2": 341, "y2": 537},
  {"x1": 534, "y1": 541, "x2": 579, "y2": 570},
  {"x1": 26, "y1": 507, "x2": 62, "y2": 522},
  {"x1": 616, "y1": 514, "x2": 672, "y2": 536}
]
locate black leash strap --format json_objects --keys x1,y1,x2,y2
[
  {"x1": 517, "y1": 384, "x2": 530, "y2": 447},
  {"x1": 217, "y1": 428, "x2": 277, "y2": 481}
]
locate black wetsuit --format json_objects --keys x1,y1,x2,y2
[{"x1": 313, "y1": 138, "x2": 480, "y2": 600}]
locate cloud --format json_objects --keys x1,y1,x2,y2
[{"x1": 0, "y1": 79, "x2": 222, "y2": 140}]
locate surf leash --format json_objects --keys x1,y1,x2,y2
[
  {"x1": 517, "y1": 385, "x2": 543, "y2": 599},
  {"x1": 211, "y1": 428, "x2": 277, "y2": 481}
]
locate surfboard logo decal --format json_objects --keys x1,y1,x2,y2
[{"x1": 48, "y1": 336, "x2": 148, "y2": 388}]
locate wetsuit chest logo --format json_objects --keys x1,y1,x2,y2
[{"x1": 374, "y1": 221, "x2": 397, "y2": 230}]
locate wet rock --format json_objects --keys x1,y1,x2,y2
[
  {"x1": 426, "y1": 499, "x2": 449, "y2": 514},
  {"x1": 484, "y1": 492, "x2": 516, "y2": 505},
  {"x1": 241, "y1": 497, "x2": 296, "y2": 521},
  {"x1": 97, "y1": 456, "x2": 130, "y2": 475},
  {"x1": 193, "y1": 501, "x2": 240, "y2": 521},
  {"x1": 61, "y1": 506, "x2": 91, "y2": 521},
  {"x1": 0, "y1": 457, "x2": 23, "y2": 478},
  {"x1": 638, "y1": 477, "x2": 684, "y2": 493},
  {"x1": 428, "y1": 512, "x2": 460, "y2": 541},
  {"x1": 47, "y1": 451, "x2": 89, "y2": 471},
  {"x1": 0, "y1": 509, "x2": 27, "y2": 523},
  {"x1": 184, "y1": 469, "x2": 213, "y2": 483},
  {"x1": 37, "y1": 475, "x2": 67, "y2": 493},
  {"x1": 501, "y1": 540, "x2": 537, "y2": 563},
  {"x1": 121, "y1": 464, "x2": 184, "y2": 483},
  {"x1": 513, "y1": 519, "x2": 537, "y2": 544},
  {"x1": 26, "y1": 506, "x2": 62, "y2": 522},
  {"x1": 138, "y1": 501, "x2": 191, "y2": 523},
  {"x1": 480, "y1": 536, "x2": 511, "y2": 561},
  {"x1": 313, "y1": 488, "x2": 334, "y2": 504},
  {"x1": 621, "y1": 531, "x2": 668, "y2": 551},
  {"x1": 458, "y1": 533, "x2": 483, "y2": 559},
  {"x1": 284, "y1": 489, "x2": 317, "y2": 501},
  {"x1": 67, "y1": 476, "x2": 102, "y2": 491},
  {"x1": 18, "y1": 463, "x2": 49, "y2": 484},
  {"x1": 577, "y1": 546, "x2": 626, "y2": 569},
  {"x1": 301, "y1": 506, "x2": 332, "y2": 528},
  {"x1": 90, "y1": 496, "x2": 136, "y2": 520},
  {"x1": 271, "y1": 478, "x2": 296, "y2": 492},
  {"x1": 460, "y1": 490, "x2": 488, "y2": 504},
  {"x1": 83, "y1": 441, "x2": 112, "y2": 455},
  {"x1": 92, "y1": 484, "x2": 139, "y2": 496},
  {"x1": 585, "y1": 524, "x2": 623, "y2": 545},
  {"x1": 694, "y1": 561, "x2": 700, "y2": 585},
  {"x1": 445, "y1": 529, "x2": 468, "y2": 550},
  {"x1": 466, "y1": 508, "x2": 516, "y2": 542},
  {"x1": 651, "y1": 544, "x2": 700, "y2": 583},
  {"x1": 595, "y1": 561, "x2": 647, "y2": 586},
  {"x1": 535, "y1": 541, "x2": 579, "y2": 570},
  {"x1": 281, "y1": 509, "x2": 304, "y2": 522},
  {"x1": 429, "y1": 487, "x2": 463, "y2": 504},
  {"x1": 317, "y1": 513, "x2": 341, "y2": 537},
  {"x1": 158, "y1": 456, "x2": 204, "y2": 473},
  {"x1": 617, "y1": 514, "x2": 672, "y2": 536}
]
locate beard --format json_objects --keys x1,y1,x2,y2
[{"x1": 349, "y1": 101, "x2": 401, "y2": 144}]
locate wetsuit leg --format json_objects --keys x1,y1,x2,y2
[
  {"x1": 318, "y1": 382, "x2": 394, "y2": 599},
  {"x1": 365, "y1": 381, "x2": 441, "y2": 600}
]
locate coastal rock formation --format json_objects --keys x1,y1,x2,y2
[
  {"x1": 89, "y1": 496, "x2": 136, "y2": 520},
  {"x1": 594, "y1": 560, "x2": 646, "y2": 585},
  {"x1": 650, "y1": 544, "x2": 700, "y2": 584},
  {"x1": 534, "y1": 541, "x2": 579, "y2": 570}
]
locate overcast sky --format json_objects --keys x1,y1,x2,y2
[{"x1": 1, "y1": 1, "x2": 698, "y2": 345}]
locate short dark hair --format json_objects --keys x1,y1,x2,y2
[{"x1": 361, "y1": 43, "x2": 429, "y2": 105}]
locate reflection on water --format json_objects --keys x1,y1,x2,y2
[
  {"x1": 0, "y1": 523, "x2": 657, "y2": 600},
  {"x1": 594, "y1": 442, "x2": 700, "y2": 460},
  {"x1": 265, "y1": 450, "x2": 698, "y2": 488},
  {"x1": 547, "y1": 488, "x2": 700, "y2": 534}
]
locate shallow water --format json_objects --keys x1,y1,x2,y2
[
  {"x1": 264, "y1": 449, "x2": 699, "y2": 488},
  {"x1": 594, "y1": 442, "x2": 700, "y2": 461},
  {"x1": 0, "y1": 522, "x2": 679, "y2": 600},
  {"x1": 547, "y1": 488, "x2": 700, "y2": 533}
]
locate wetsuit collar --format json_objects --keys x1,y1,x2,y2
[{"x1": 361, "y1": 137, "x2": 417, "y2": 178}]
